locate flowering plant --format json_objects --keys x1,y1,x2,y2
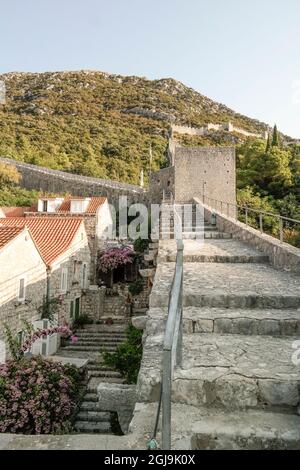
[
  {"x1": 0, "y1": 356, "x2": 82, "y2": 434},
  {"x1": 21, "y1": 326, "x2": 73, "y2": 353},
  {"x1": 97, "y1": 246, "x2": 134, "y2": 273}
]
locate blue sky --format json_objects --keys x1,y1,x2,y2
[{"x1": 1, "y1": 0, "x2": 299, "y2": 137}]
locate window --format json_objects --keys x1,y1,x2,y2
[
  {"x1": 70, "y1": 200, "x2": 84, "y2": 213},
  {"x1": 43, "y1": 200, "x2": 48, "y2": 212},
  {"x1": 81, "y1": 263, "x2": 88, "y2": 289},
  {"x1": 60, "y1": 268, "x2": 68, "y2": 293},
  {"x1": 18, "y1": 278, "x2": 26, "y2": 301}
]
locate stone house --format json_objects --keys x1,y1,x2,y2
[
  {"x1": 0, "y1": 217, "x2": 91, "y2": 330},
  {"x1": 2, "y1": 196, "x2": 114, "y2": 282},
  {"x1": 0, "y1": 225, "x2": 47, "y2": 362}
]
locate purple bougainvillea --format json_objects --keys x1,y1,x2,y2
[
  {"x1": 97, "y1": 246, "x2": 134, "y2": 273},
  {"x1": 21, "y1": 326, "x2": 72, "y2": 353},
  {"x1": 0, "y1": 356, "x2": 82, "y2": 434}
]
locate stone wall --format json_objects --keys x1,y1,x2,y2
[
  {"x1": 0, "y1": 157, "x2": 147, "y2": 207},
  {"x1": 172, "y1": 123, "x2": 268, "y2": 140},
  {"x1": 48, "y1": 225, "x2": 91, "y2": 325},
  {"x1": 149, "y1": 166, "x2": 175, "y2": 204},
  {"x1": 196, "y1": 198, "x2": 300, "y2": 274},
  {"x1": 174, "y1": 147, "x2": 236, "y2": 216}
]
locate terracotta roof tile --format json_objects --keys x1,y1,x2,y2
[
  {"x1": 0, "y1": 206, "x2": 31, "y2": 217},
  {"x1": 0, "y1": 217, "x2": 84, "y2": 266},
  {"x1": 57, "y1": 197, "x2": 106, "y2": 214},
  {"x1": 0, "y1": 226, "x2": 25, "y2": 250},
  {"x1": 86, "y1": 197, "x2": 106, "y2": 213}
]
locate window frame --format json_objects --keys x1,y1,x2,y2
[{"x1": 18, "y1": 277, "x2": 26, "y2": 302}]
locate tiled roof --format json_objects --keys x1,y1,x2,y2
[
  {"x1": 0, "y1": 217, "x2": 84, "y2": 266},
  {"x1": 58, "y1": 197, "x2": 106, "y2": 214},
  {"x1": 86, "y1": 197, "x2": 107, "y2": 213},
  {"x1": 0, "y1": 206, "x2": 31, "y2": 217},
  {"x1": 0, "y1": 226, "x2": 25, "y2": 250}
]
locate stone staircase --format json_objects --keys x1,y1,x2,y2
[
  {"x1": 139, "y1": 230, "x2": 300, "y2": 449},
  {"x1": 58, "y1": 323, "x2": 127, "y2": 434},
  {"x1": 160, "y1": 203, "x2": 231, "y2": 239}
]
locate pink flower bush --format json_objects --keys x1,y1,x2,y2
[
  {"x1": 21, "y1": 326, "x2": 72, "y2": 353},
  {"x1": 0, "y1": 356, "x2": 82, "y2": 434},
  {"x1": 97, "y1": 246, "x2": 134, "y2": 273}
]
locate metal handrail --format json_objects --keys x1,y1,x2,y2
[
  {"x1": 162, "y1": 238, "x2": 183, "y2": 449},
  {"x1": 149, "y1": 226, "x2": 184, "y2": 450},
  {"x1": 203, "y1": 195, "x2": 300, "y2": 244}
]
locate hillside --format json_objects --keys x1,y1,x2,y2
[{"x1": 0, "y1": 70, "x2": 272, "y2": 186}]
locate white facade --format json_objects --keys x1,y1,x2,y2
[
  {"x1": 96, "y1": 199, "x2": 114, "y2": 240},
  {"x1": 37, "y1": 198, "x2": 64, "y2": 213}
]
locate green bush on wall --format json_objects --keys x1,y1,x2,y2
[
  {"x1": 128, "y1": 278, "x2": 144, "y2": 296},
  {"x1": 103, "y1": 324, "x2": 143, "y2": 384}
]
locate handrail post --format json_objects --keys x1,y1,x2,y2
[
  {"x1": 259, "y1": 213, "x2": 263, "y2": 233},
  {"x1": 162, "y1": 349, "x2": 171, "y2": 450},
  {"x1": 245, "y1": 207, "x2": 248, "y2": 226},
  {"x1": 279, "y1": 217, "x2": 284, "y2": 243}
]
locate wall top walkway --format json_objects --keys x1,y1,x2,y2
[{"x1": 0, "y1": 156, "x2": 146, "y2": 194}]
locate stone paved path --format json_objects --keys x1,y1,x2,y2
[{"x1": 138, "y1": 236, "x2": 300, "y2": 449}]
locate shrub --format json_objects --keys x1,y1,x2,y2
[
  {"x1": 103, "y1": 324, "x2": 142, "y2": 384},
  {"x1": 133, "y1": 237, "x2": 149, "y2": 254},
  {"x1": 73, "y1": 314, "x2": 93, "y2": 329},
  {"x1": 0, "y1": 356, "x2": 82, "y2": 434},
  {"x1": 128, "y1": 278, "x2": 144, "y2": 296}
]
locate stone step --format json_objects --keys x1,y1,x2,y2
[
  {"x1": 172, "y1": 333, "x2": 300, "y2": 412},
  {"x1": 87, "y1": 372, "x2": 125, "y2": 383},
  {"x1": 150, "y1": 263, "x2": 300, "y2": 309},
  {"x1": 76, "y1": 411, "x2": 111, "y2": 422},
  {"x1": 86, "y1": 368, "x2": 121, "y2": 376},
  {"x1": 81, "y1": 402, "x2": 103, "y2": 412},
  {"x1": 183, "y1": 307, "x2": 300, "y2": 336},
  {"x1": 76, "y1": 330, "x2": 126, "y2": 338},
  {"x1": 159, "y1": 231, "x2": 232, "y2": 240},
  {"x1": 74, "y1": 421, "x2": 111, "y2": 434},
  {"x1": 166, "y1": 254, "x2": 269, "y2": 264},
  {"x1": 86, "y1": 366, "x2": 121, "y2": 375},
  {"x1": 62, "y1": 345, "x2": 118, "y2": 352},
  {"x1": 82, "y1": 319, "x2": 127, "y2": 328},
  {"x1": 83, "y1": 393, "x2": 99, "y2": 402},
  {"x1": 189, "y1": 410, "x2": 300, "y2": 450},
  {"x1": 68, "y1": 340, "x2": 123, "y2": 346}
]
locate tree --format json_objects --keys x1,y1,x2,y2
[
  {"x1": 0, "y1": 162, "x2": 21, "y2": 186},
  {"x1": 265, "y1": 133, "x2": 271, "y2": 152},
  {"x1": 271, "y1": 124, "x2": 280, "y2": 147}
]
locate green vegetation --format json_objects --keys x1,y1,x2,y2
[
  {"x1": 236, "y1": 129, "x2": 300, "y2": 245},
  {"x1": 133, "y1": 237, "x2": 149, "y2": 254},
  {"x1": 103, "y1": 324, "x2": 143, "y2": 384},
  {"x1": 0, "y1": 71, "x2": 271, "y2": 186},
  {"x1": 128, "y1": 278, "x2": 144, "y2": 296},
  {"x1": 73, "y1": 314, "x2": 94, "y2": 329}
]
